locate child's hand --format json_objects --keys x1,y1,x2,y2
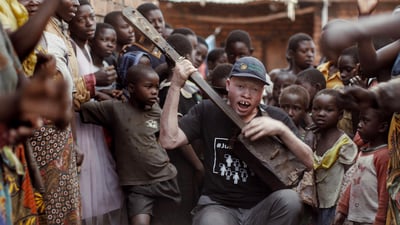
[
  {"x1": 348, "y1": 75, "x2": 366, "y2": 88},
  {"x1": 111, "y1": 89, "x2": 125, "y2": 100},
  {"x1": 357, "y1": 0, "x2": 378, "y2": 16},
  {"x1": 95, "y1": 66, "x2": 117, "y2": 86}
]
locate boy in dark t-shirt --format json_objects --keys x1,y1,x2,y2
[
  {"x1": 160, "y1": 56, "x2": 314, "y2": 225},
  {"x1": 79, "y1": 64, "x2": 179, "y2": 225}
]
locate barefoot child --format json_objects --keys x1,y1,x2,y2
[
  {"x1": 311, "y1": 89, "x2": 358, "y2": 225},
  {"x1": 333, "y1": 106, "x2": 391, "y2": 225},
  {"x1": 79, "y1": 64, "x2": 180, "y2": 225}
]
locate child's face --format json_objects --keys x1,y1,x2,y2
[
  {"x1": 91, "y1": 28, "x2": 117, "y2": 58},
  {"x1": 311, "y1": 94, "x2": 341, "y2": 130},
  {"x1": 292, "y1": 40, "x2": 315, "y2": 70},
  {"x1": 144, "y1": 9, "x2": 165, "y2": 35},
  {"x1": 338, "y1": 55, "x2": 357, "y2": 85},
  {"x1": 114, "y1": 15, "x2": 135, "y2": 46},
  {"x1": 130, "y1": 71, "x2": 160, "y2": 107},
  {"x1": 194, "y1": 43, "x2": 208, "y2": 68},
  {"x1": 208, "y1": 53, "x2": 228, "y2": 71},
  {"x1": 272, "y1": 74, "x2": 296, "y2": 102},
  {"x1": 226, "y1": 41, "x2": 251, "y2": 64},
  {"x1": 279, "y1": 93, "x2": 306, "y2": 126},
  {"x1": 357, "y1": 108, "x2": 382, "y2": 142}
]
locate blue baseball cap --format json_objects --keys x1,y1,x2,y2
[{"x1": 230, "y1": 57, "x2": 269, "y2": 85}]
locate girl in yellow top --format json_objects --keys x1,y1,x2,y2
[{"x1": 310, "y1": 89, "x2": 358, "y2": 225}]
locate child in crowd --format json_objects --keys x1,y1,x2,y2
[
  {"x1": 311, "y1": 89, "x2": 358, "y2": 225},
  {"x1": 206, "y1": 47, "x2": 228, "y2": 73},
  {"x1": 270, "y1": 32, "x2": 315, "y2": 79},
  {"x1": 79, "y1": 64, "x2": 180, "y2": 225},
  {"x1": 269, "y1": 71, "x2": 297, "y2": 107},
  {"x1": 224, "y1": 29, "x2": 253, "y2": 64},
  {"x1": 333, "y1": 106, "x2": 391, "y2": 225},
  {"x1": 171, "y1": 27, "x2": 198, "y2": 65},
  {"x1": 90, "y1": 23, "x2": 117, "y2": 71},
  {"x1": 206, "y1": 63, "x2": 232, "y2": 99},
  {"x1": 295, "y1": 68, "x2": 326, "y2": 111},
  {"x1": 338, "y1": 46, "x2": 361, "y2": 87},
  {"x1": 103, "y1": 11, "x2": 135, "y2": 58},
  {"x1": 279, "y1": 85, "x2": 310, "y2": 140},
  {"x1": 122, "y1": 3, "x2": 166, "y2": 69},
  {"x1": 337, "y1": 46, "x2": 365, "y2": 138},
  {"x1": 194, "y1": 35, "x2": 209, "y2": 78},
  {"x1": 68, "y1": 2, "x2": 127, "y2": 224}
]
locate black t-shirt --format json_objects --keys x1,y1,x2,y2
[{"x1": 179, "y1": 100, "x2": 298, "y2": 208}]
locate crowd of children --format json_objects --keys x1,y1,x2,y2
[{"x1": 0, "y1": 0, "x2": 399, "y2": 225}]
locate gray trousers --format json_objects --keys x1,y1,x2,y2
[{"x1": 192, "y1": 189, "x2": 303, "y2": 225}]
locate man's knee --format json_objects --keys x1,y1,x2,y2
[
  {"x1": 274, "y1": 189, "x2": 303, "y2": 215},
  {"x1": 192, "y1": 205, "x2": 239, "y2": 225}
]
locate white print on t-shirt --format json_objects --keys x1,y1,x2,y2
[
  {"x1": 213, "y1": 138, "x2": 255, "y2": 184},
  {"x1": 145, "y1": 119, "x2": 158, "y2": 129}
]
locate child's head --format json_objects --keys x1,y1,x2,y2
[
  {"x1": 311, "y1": 89, "x2": 343, "y2": 130},
  {"x1": 357, "y1": 107, "x2": 392, "y2": 143},
  {"x1": 279, "y1": 85, "x2": 310, "y2": 126},
  {"x1": 68, "y1": 0, "x2": 96, "y2": 42},
  {"x1": 171, "y1": 28, "x2": 198, "y2": 62},
  {"x1": 90, "y1": 23, "x2": 117, "y2": 59},
  {"x1": 126, "y1": 64, "x2": 159, "y2": 108},
  {"x1": 286, "y1": 33, "x2": 315, "y2": 72},
  {"x1": 207, "y1": 63, "x2": 232, "y2": 98},
  {"x1": 295, "y1": 68, "x2": 326, "y2": 109},
  {"x1": 104, "y1": 11, "x2": 135, "y2": 47},
  {"x1": 225, "y1": 29, "x2": 253, "y2": 64},
  {"x1": 194, "y1": 36, "x2": 209, "y2": 68},
  {"x1": 137, "y1": 3, "x2": 165, "y2": 35},
  {"x1": 207, "y1": 48, "x2": 228, "y2": 72},
  {"x1": 338, "y1": 46, "x2": 359, "y2": 86},
  {"x1": 172, "y1": 28, "x2": 198, "y2": 49},
  {"x1": 272, "y1": 71, "x2": 297, "y2": 105},
  {"x1": 166, "y1": 33, "x2": 194, "y2": 63}
]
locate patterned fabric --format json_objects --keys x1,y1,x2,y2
[
  {"x1": 0, "y1": 167, "x2": 12, "y2": 225},
  {"x1": 29, "y1": 126, "x2": 81, "y2": 225},
  {"x1": 9, "y1": 144, "x2": 40, "y2": 225},
  {"x1": 0, "y1": 19, "x2": 39, "y2": 225},
  {"x1": 387, "y1": 113, "x2": 400, "y2": 225}
]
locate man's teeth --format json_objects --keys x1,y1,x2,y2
[{"x1": 239, "y1": 101, "x2": 250, "y2": 106}]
